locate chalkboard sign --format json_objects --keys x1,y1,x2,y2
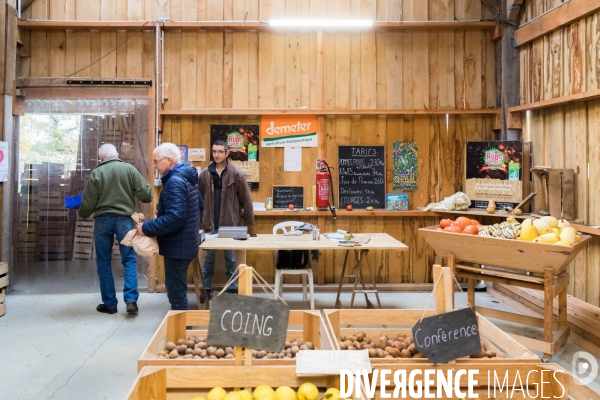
[
  {"x1": 207, "y1": 293, "x2": 290, "y2": 353},
  {"x1": 273, "y1": 186, "x2": 304, "y2": 209},
  {"x1": 411, "y1": 307, "x2": 481, "y2": 364},
  {"x1": 338, "y1": 146, "x2": 385, "y2": 208}
]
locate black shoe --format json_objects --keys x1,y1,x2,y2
[
  {"x1": 226, "y1": 288, "x2": 238, "y2": 294},
  {"x1": 126, "y1": 302, "x2": 138, "y2": 314},
  {"x1": 200, "y1": 289, "x2": 211, "y2": 304},
  {"x1": 97, "y1": 304, "x2": 117, "y2": 314}
]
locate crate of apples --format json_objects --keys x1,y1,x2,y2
[{"x1": 438, "y1": 217, "x2": 481, "y2": 235}]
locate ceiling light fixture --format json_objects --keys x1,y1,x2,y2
[{"x1": 268, "y1": 19, "x2": 373, "y2": 28}]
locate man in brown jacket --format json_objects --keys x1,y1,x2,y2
[{"x1": 198, "y1": 139, "x2": 255, "y2": 302}]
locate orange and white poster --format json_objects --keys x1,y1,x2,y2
[{"x1": 260, "y1": 115, "x2": 318, "y2": 147}]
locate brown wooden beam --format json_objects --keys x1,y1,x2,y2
[
  {"x1": 160, "y1": 108, "x2": 501, "y2": 116},
  {"x1": 18, "y1": 19, "x2": 497, "y2": 31},
  {"x1": 507, "y1": 0, "x2": 524, "y2": 22},
  {"x1": 515, "y1": 0, "x2": 600, "y2": 46},
  {"x1": 480, "y1": 0, "x2": 500, "y2": 16},
  {"x1": 21, "y1": 0, "x2": 36, "y2": 13}
]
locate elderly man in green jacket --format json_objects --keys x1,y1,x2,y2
[{"x1": 79, "y1": 143, "x2": 152, "y2": 315}]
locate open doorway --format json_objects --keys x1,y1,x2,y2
[{"x1": 13, "y1": 98, "x2": 151, "y2": 294}]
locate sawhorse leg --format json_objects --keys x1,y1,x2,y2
[
  {"x1": 350, "y1": 250, "x2": 381, "y2": 309},
  {"x1": 191, "y1": 256, "x2": 209, "y2": 310},
  {"x1": 334, "y1": 251, "x2": 350, "y2": 309}
]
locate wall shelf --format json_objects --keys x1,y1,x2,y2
[
  {"x1": 508, "y1": 88, "x2": 600, "y2": 115},
  {"x1": 160, "y1": 108, "x2": 500, "y2": 116},
  {"x1": 254, "y1": 210, "x2": 439, "y2": 217},
  {"x1": 18, "y1": 19, "x2": 497, "y2": 31}
]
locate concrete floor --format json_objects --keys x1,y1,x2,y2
[{"x1": 1, "y1": 289, "x2": 599, "y2": 399}]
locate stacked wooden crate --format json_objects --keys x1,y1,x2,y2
[
  {"x1": 0, "y1": 262, "x2": 7, "y2": 317},
  {"x1": 36, "y1": 162, "x2": 73, "y2": 261},
  {"x1": 72, "y1": 219, "x2": 94, "y2": 260},
  {"x1": 17, "y1": 164, "x2": 39, "y2": 261}
]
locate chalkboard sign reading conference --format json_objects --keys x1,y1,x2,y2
[{"x1": 338, "y1": 146, "x2": 385, "y2": 209}]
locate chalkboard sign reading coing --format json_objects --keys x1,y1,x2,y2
[
  {"x1": 273, "y1": 186, "x2": 304, "y2": 209},
  {"x1": 338, "y1": 146, "x2": 385, "y2": 209},
  {"x1": 207, "y1": 293, "x2": 290, "y2": 353}
]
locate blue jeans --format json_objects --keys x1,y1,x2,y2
[
  {"x1": 202, "y1": 250, "x2": 237, "y2": 290},
  {"x1": 94, "y1": 215, "x2": 138, "y2": 309},
  {"x1": 164, "y1": 257, "x2": 193, "y2": 310}
]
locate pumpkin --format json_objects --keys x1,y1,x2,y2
[
  {"x1": 444, "y1": 225, "x2": 463, "y2": 233},
  {"x1": 454, "y1": 217, "x2": 472, "y2": 230},
  {"x1": 439, "y1": 219, "x2": 453, "y2": 229},
  {"x1": 463, "y1": 225, "x2": 479, "y2": 235}
]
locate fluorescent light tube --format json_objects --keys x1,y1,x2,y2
[{"x1": 268, "y1": 19, "x2": 373, "y2": 28}]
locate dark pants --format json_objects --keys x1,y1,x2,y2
[
  {"x1": 164, "y1": 257, "x2": 192, "y2": 310},
  {"x1": 94, "y1": 215, "x2": 138, "y2": 309}
]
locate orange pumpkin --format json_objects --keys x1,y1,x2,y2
[
  {"x1": 454, "y1": 217, "x2": 472, "y2": 230},
  {"x1": 471, "y1": 219, "x2": 482, "y2": 226},
  {"x1": 463, "y1": 225, "x2": 479, "y2": 235},
  {"x1": 440, "y1": 218, "x2": 453, "y2": 229},
  {"x1": 444, "y1": 225, "x2": 463, "y2": 233}
]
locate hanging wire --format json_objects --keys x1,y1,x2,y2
[{"x1": 66, "y1": 21, "x2": 152, "y2": 78}]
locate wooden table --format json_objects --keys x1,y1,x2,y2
[
  {"x1": 420, "y1": 226, "x2": 591, "y2": 359},
  {"x1": 192, "y1": 233, "x2": 408, "y2": 310}
]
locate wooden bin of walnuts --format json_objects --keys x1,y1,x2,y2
[
  {"x1": 322, "y1": 309, "x2": 538, "y2": 365},
  {"x1": 138, "y1": 310, "x2": 334, "y2": 371}
]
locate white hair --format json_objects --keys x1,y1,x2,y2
[
  {"x1": 98, "y1": 143, "x2": 118, "y2": 160},
  {"x1": 154, "y1": 142, "x2": 181, "y2": 164}
]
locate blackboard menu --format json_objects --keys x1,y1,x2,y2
[
  {"x1": 273, "y1": 186, "x2": 304, "y2": 209},
  {"x1": 338, "y1": 146, "x2": 385, "y2": 208}
]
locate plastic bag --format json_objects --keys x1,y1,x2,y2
[
  {"x1": 422, "y1": 191, "x2": 471, "y2": 211},
  {"x1": 120, "y1": 212, "x2": 159, "y2": 257}
]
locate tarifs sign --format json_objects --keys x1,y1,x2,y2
[{"x1": 261, "y1": 115, "x2": 318, "y2": 147}]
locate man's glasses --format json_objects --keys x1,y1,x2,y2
[
  {"x1": 153, "y1": 157, "x2": 167, "y2": 165},
  {"x1": 212, "y1": 150, "x2": 226, "y2": 154}
]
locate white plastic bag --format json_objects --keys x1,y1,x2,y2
[
  {"x1": 120, "y1": 212, "x2": 159, "y2": 257},
  {"x1": 422, "y1": 191, "x2": 471, "y2": 211}
]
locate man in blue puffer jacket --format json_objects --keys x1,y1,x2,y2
[{"x1": 136, "y1": 143, "x2": 204, "y2": 310}]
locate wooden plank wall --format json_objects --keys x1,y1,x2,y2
[
  {"x1": 18, "y1": 0, "x2": 498, "y2": 285},
  {"x1": 519, "y1": 1, "x2": 600, "y2": 306}
]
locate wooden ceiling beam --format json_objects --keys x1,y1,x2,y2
[
  {"x1": 515, "y1": 0, "x2": 600, "y2": 46},
  {"x1": 480, "y1": 0, "x2": 500, "y2": 16},
  {"x1": 21, "y1": 0, "x2": 36, "y2": 13},
  {"x1": 508, "y1": 0, "x2": 525, "y2": 22}
]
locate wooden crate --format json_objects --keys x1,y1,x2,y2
[
  {"x1": 138, "y1": 309, "x2": 333, "y2": 371},
  {"x1": 0, "y1": 287, "x2": 5, "y2": 317},
  {"x1": 0, "y1": 262, "x2": 8, "y2": 290},
  {"x1": 323, "y1": 309, "x2": 538, "y2": 365},
  {"x1": 419, "y1": 226, "x2": 591, "y2": 274},
  {"x1": 127, "y1": 366, "x2": 336, "y2": 400}
]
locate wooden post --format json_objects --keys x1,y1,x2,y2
[
  {"x1": 543, "y1": 268, "x2": 553, "y2": 358},
  {"x1": 235, "y1": 264, "x2": 253, "y2": 367},
  {"x1": 138, "y1": 369, "x2": 167, "y2": 400},
  {"x1": 442, "y1": 267, "x2": 454, "y2": 312},
  {"x1": 433, "y1": 264, "x2": 444, "y2": 314}
]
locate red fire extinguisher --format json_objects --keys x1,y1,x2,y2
[{"x1": 316, "y1": 160, "x2": 336, "y2": 219}]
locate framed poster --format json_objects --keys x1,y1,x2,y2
[
  {"x1": 465, "y1": 141, "x2": 523, "y2": 209},
  {"x1": 210, "y1": 125, "x2": 260, "y2": 190}
]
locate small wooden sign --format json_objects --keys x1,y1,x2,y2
[
  {"x1": 207, "y1": 293, "x2": 290, "y2": 353},
  {"x1": 411, "y1": 307, "x2": 481, "y2": 364},
  {"x1": 273, "y1": 186, "x2": 304, "y2": 209}
]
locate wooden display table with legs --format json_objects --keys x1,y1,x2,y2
[
  {"x1": 194, "y1": 233, "x2": 408, "y2": 310},
  {"x1": 420, "y1": 226, "x2": 591, "y2": 359}
]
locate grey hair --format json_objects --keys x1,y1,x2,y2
[
  {"x1": 154, "y1": 142, "x2": 181, "y2": 164},
  {"x1": 98, "y1": 143, "x2": 118, "y2": 160}
]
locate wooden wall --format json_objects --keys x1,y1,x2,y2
[
  {"x1": 18, "y1": 0, "x2": 499, "y2": 286},
  {"x1": 518, "y1": 1, "x2": 600, "y2": 306}
]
